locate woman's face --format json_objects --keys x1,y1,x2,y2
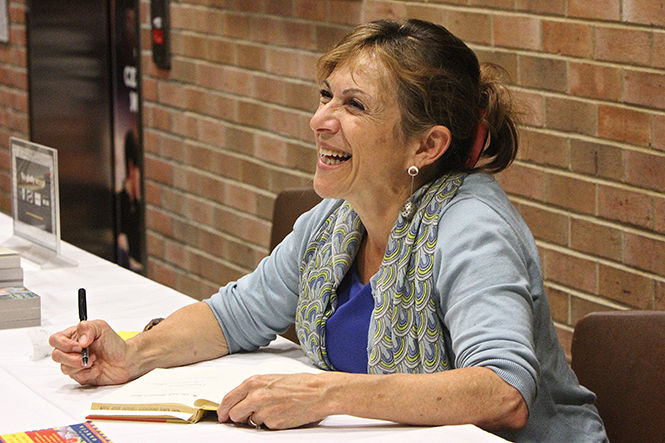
[{"x1": 310, "y1": 55, "x2": 418, "y2": 208}]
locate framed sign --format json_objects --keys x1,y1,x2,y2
[{"x1": 10, "y1": 137, "x2": 61, "y2": 253}]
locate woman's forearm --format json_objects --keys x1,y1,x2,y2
[
  {"x1": 323, "y1": 366, "x2": 528, "y2": 431},
  {"x1": 126, "y1": 301, "x2": 229, "y2": 379}
]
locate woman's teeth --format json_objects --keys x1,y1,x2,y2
[{"x1": 320, "y1": 147, "x2": 351, "y2": 165}]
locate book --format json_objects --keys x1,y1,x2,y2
[
  {"x1": 0, "y1": 286, "x2": 41, "y2": 329},
  {"x1": 0, "y1": 421, "x2": 112, "y2": 442},
  {"x1": 88, "y1": 357, "x2": 321, "y2": 424},
  {"x1": 0, "y1": 247, "x2": 20, "y2": 269}
]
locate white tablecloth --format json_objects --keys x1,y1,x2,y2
[{"x1": 0, "y1": 214, "x2": 505, "y2": 442}]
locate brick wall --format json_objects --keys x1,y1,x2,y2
[
  {"x1": 0, "y1": 0, "x2": 28, "y2": 211},
  {"x1": 1, "y1": 0, "x2": 664, "y2": 355}
]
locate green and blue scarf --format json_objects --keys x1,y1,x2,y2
[{"x1": 295, "y1": 173, "x2": 465, "y2": 374}]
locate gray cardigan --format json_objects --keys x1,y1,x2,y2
[{"x1": 206, "y1": 173, "x2": 607, "y2": 442}]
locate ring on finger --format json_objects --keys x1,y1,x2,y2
[{"x1": 247, "y1": 415, "x2": 260, "y2": 430}]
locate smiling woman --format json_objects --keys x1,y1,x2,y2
[{"x1": 49, "y1": 19, "x2": 607, "y2": 443}]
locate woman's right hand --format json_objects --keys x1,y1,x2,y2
[{"x1": 49, "y1": 320, "x2": 134, "y2": 386}]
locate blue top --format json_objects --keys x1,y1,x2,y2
[
  {"x1": 205, "y1": 173, "x2": 607, "y2": 442},
  {"x1": 325, "y1": 263, "x2": 373, "y2": 373}
]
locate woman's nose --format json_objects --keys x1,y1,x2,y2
[{"x1": 309, "y1": 102, "x2": 339, "y2": 134}]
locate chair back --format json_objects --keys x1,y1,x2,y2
[
  {"x1": 270, "y1": 187, "x2": 322, "y2": 343},
  {"x1": 571, "y1": 310, "x2": 665, "y2": 443},
  {"x1": 270, "y1": 187, "x2": 322, "y2": 251}
]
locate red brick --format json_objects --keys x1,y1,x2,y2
[
  {"x1": 597, "y1": 105, "x2": 651, "y2": 146},
  {"x1": 198, "y1": 117, "x2": 226, "y2": 147},
  {"x1": 315, "y1": 24, "x2": 352, "y2": 53},
  {"x1": 511, "y1": 89, "x2": 545, "y2": 128},
  {"x1": 328, "y1": 1, "x2": 363, "y2": 24},
  {"x1": 568, "y1": 0, "x2": 620, "y2": 20},
  {"x1": 624, "y1": 150, "x2": 665, "y2": 192},
  {"x1": 494, "y1": 15, "x2": 542, "y2": 51},
  {"x1": 475, "y1": 50, "x2": 518, "y2": 83},
  {"x1": 519, "y1": 56, "x2": 567, "y2": 92},
  {"x1": 624, "y1": 70, "x2": 665, "y2": 109},
  {"x1": 445, "y1": 10, "x2": 492, "y2": 45},
  {"x1": 224, "y1": 12, "x2": 251, "y2": 39},
  {"x1": 598, "y1": 264, "x2": 654, "y2": 309},
  {"x1": 519, "y1": 203, "x2": 569, "y2": 246},
  {"x1": 294, "y1": 0, "x2": 328, "y2": 21},
  {"x1": 594, "y1": 26, "x2": 651, "y2": 66},
  {"x1": 570, "y1": 139, "x2": 623, "y2": 180},
  {"x1": 654, "y1": 32, "x2": 665, "y2": 69},
  {"x1": 597, "y1": 184, "x2": 653, "y2": 229},
  {"x1": 519, "y1": 129, "x2": 569, "y2": 168},
  {"x1": 623, "y1": 0, "x2": 665, "y2": 26},
  {"x1": 570, "y1": 298, "x2": 613, "y2": 326},
  {"x1": 624, "y1": 233, "x2": 665, "y2": 275},
  {"x1": 544, "y1": 173, "x2": 596, "y2": 214},
  {"x1": 495, "y1": 163, "x2": 545, "y2": 201},
  {"x1": 466, "y1": 0, "x2": 512, "y2": 7},
  {"x1": 361, "y1": 0, "x2": 407, "y2": 21},
  {"x1": 570, "y1": 218, "x2": 622, "y2": 261},
  {"x1": 145, "y1": 156, "x2": 174, "y2": 185},
  {"x1": 544, "y1": 248, "x2": 597, "y2": 294},
  {"x1": 253, "y1": 75, "x2": 285, "y2": 104},
  {"x1": 543, "y1": 21, "x2": 592, "y2": 57},
  {"x1": 546, "y1": 286, "x2": 570, "y2": 324},
  {"x1": 656, "y1": 280, "x2": 665, "y2": 310},
  {"x1": 255, "y1": 133, "x2": 289, "y2": 166},
  {"x1": 545, "y1": 97, "x2": 597, "y2": 136},
  {"x1": 516, "y1": 0, "x2": 565, "y2": 14},
  {"x1": 207, "y1": 39, "x2": 236, "y2": 65},
  {"x1": 655, "y1": 196, "x2": 665, "y2": 234},
  {"x1": 405, "y1": 5, "x2": 444, "y2": 24},
  {"x1": 568, "y1": 62, "x2": 621, "y2": 101},
  {"x1": 654, "y1": 115, "x2": 665, "y2": 152}
]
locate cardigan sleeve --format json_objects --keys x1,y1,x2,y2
[
  {"x1": 434, "y1": 191, "x2": 541, "y2": 409},
  {"x1": 204, "y1": 198, "x2": 341, "y2": 353}
]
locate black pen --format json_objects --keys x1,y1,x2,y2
[{"x1": 78, "y1": 288, "x2": 88, "y2": 366}]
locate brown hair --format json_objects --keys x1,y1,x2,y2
[{"x1": 318, "y1": 19, "x2": 518, "y2": 174}]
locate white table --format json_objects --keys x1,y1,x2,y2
[{"x1": 0, "y1": 214, "x2": 505, "y2": 442}]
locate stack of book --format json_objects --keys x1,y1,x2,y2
[{"x1": 0, "y1": 247, "x2": 40, "y2": 329}]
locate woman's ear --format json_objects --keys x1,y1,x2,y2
[{"x1": 414, "y1": 125, "x2": 451, "y2": 167}]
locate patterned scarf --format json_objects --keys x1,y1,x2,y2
[{"x1": 295, "y1": 173, "x2": 465, "y2": 374}]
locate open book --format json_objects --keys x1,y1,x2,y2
[{"x1": 88, "y1": 356, "x2": 322, "y2": 424}]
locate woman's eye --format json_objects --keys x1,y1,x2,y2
[
  {"x1": 348, "y1": 99, "x2": 365, "y2": 111},
  {"x1": 319, "y1": 89, "x2": 332, "y2": 101}
]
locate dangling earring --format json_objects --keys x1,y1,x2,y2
[{"x1": 400, "y1": 165, "x2": 419, "y2": 219}]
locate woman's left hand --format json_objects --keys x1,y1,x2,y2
[{"x1": 217, "y1": 372, "x2": 335, "y2": 429}]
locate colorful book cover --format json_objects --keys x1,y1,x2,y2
[{"x1": 0, "y1": 421, "x2": 111, "y2": 443}]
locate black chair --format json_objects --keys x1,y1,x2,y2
[
  {"x1": 270, "y1": 187, "x2": 322, "y2": 344},
  {"x1": 571, "y1": 310, "x2": 665, "y2": 443}
]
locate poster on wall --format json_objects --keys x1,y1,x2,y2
[{"x1": 111, "y1": 0, "x2": 144, "y2": 274}]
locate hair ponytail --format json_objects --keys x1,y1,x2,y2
[{"x1": 474, "y1": 63, "x2": 519, "y2": 173}]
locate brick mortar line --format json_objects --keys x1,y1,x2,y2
[
  {"x1": 512, "y1": 195, "x2": 664, "y2": 240},
  {"x1": 470, "y1": 42, "x2": 665, "y2": 76},
  {"x1": 148, "y1": 85, "x2": 315, "y2": 122},
  {"x1": 537, "y1": 240, "x2": 665, "y2": 283},
  {"x1": 144, "y1": 175, "x2": 276, "y2": 223},
  {"x1": 518, "y1": 125, "x2": 665, "y2": 156},
  {"x1": 510, "y1": 159, "x2": 665, "y2": 198},
  {"x1": 508, "y1": 84, "x2": 665, "y2": 116},
  {"x1": 544, "y1": 280, "x2": 634, "y2": 310},
  {"x1": 145, "y1": 127, "x2": 316, "y2": 180},
  {"x1": 151, "y1": 232, "x2": 267, "y2": 270},
  {"x1": 148, "y1": 255, "x2": 253, "y2": 286},
  {"x1": 406, "y1": 1, "x2": 665, "y2": 32},
  {"x1": 145, "y1": 200, "x2": 270, "y2": 252}
]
